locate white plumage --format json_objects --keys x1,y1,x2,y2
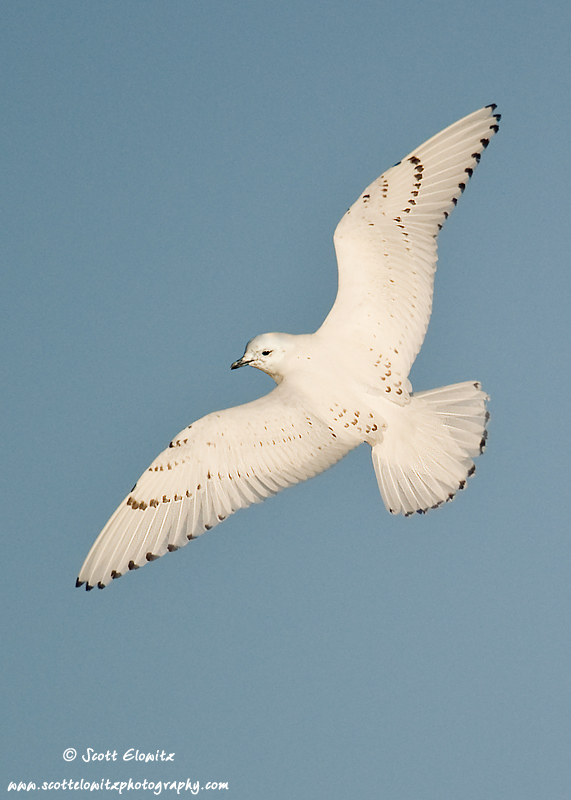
[{"x1": 77, "y1": 105, "x2": 500, "y2": 590}]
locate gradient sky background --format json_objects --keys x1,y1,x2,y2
[{"x1": 2, "y1": 2, "x2": 570, "y2": 798}]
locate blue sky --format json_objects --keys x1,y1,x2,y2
[{"x1": 2, "y1": 2, "x2": 570, "y2": 798}]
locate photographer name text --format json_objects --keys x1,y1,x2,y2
[{"x1": 82, "y1": 749, "x2": 175, "y2": 763}]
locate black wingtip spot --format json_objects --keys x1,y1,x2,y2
[
  {"x1": 167, "y1": 544, "x2": 179, "y2": 552},
  {"x1": 86, "y1": 583, "x2": 94, "y2": 592},
  {"x1": 111, "y1": 570, "x2": 121, "y2": 580},
  {"x1": 128, "y1": 560, "x2": 139, "y2": 571},
  {"x1": 75, "y1": 578, "x2": 84, "y2": 588},
  {"x1": 468, "y1": 464, "x2": 476, "y2": 478},
  {"x1": 480, "y1": 137, "x2": 490, "y2": 149},
  {"x1": 471, "y1": 152, "x2": 481, "y2": 163},
  {"x1": 97, "y1": 582, "x2": 105, "y2": 590},
  {"x1": 146, "y1": 552, "x2": 159, "y2": 562},
  {"x1": 486, "y1": 103, "x2": 497, "y2": 111},
  {"x1": 465, "y1": 167, "x2": 473, "y2": 178}
]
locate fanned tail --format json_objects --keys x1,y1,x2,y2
[{"x1": 371, "y1": 381, "x2": 489, "y2": 516}]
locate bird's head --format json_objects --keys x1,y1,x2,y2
[{"x1": 231, "y1": 332, "x2": 297, "y2": 383}]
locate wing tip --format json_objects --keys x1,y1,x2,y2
[
  {"x1": 485, "y1": 103, "x2": 501, "y2": 126},
  {"x1": 75, "y1": 576, "x2": 102, "y2": 591}
]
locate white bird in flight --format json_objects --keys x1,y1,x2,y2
[{"x1": 77, "y1": 104, "x2": 500, "y2": 590}]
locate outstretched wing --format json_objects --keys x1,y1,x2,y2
[
  {"x1": 319, "y1": 104, "x2": 500, "y2": 387},
  {"x1": 77, "y1": 384, "x2": 354, "y2": 589}
]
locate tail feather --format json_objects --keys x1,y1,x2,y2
[{"x1": 372, "y1": 381, "x2": 489, "y2": 516}]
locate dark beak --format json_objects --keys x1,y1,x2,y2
[{"x1": 231, "y1": 356, "x2": 251, "y2": 370}]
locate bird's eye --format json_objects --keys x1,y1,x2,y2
[{"x1": 261, "y1": 350, "x2": 272, "y2": 356}]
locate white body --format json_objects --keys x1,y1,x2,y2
[{"x1": 78, "y1": 105, "x2": 500, "y2": 590}]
